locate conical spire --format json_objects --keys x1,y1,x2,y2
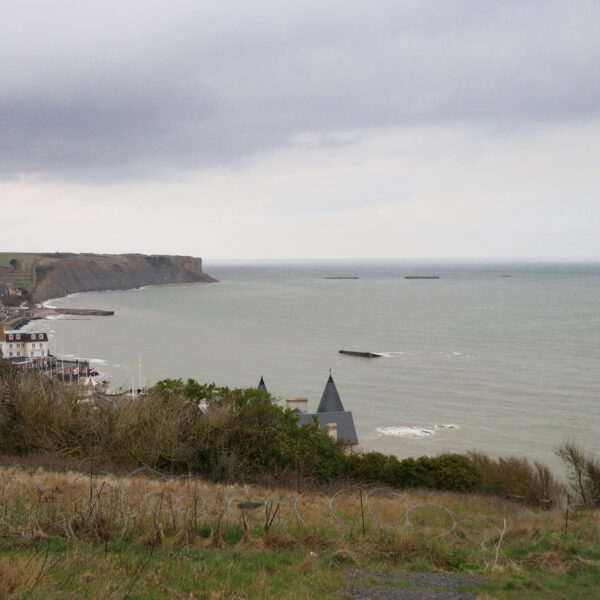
[
  {"x1": 316, "y1": 374, "x2": 345, "y2": 413},
  {"x1": 257, "y1": 376, "x2": 267, "y2": 393}
]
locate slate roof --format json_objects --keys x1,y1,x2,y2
[
  {"x1": 294, "y1": 374, "x2": 359, "y2": 445},
  {"x1": 257, "y1": 376, "x2": 267, "y2": 393},
  {"x1": 317, "y1": 374, "x2": 345, "y2": 413}
]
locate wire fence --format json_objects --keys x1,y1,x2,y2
[{"x1": 1, "y1": 465, "x2": 599, "y2": 555}]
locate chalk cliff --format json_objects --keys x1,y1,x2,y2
[{"x1": 29, "y1": 253, "x2": 217, "y2": 303}]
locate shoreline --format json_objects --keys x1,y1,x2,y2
[
  {"x1": 41, "y1": 280, "x2": 218, "y2": 308},
  {"x1": 5, "y1": 307, "x2": 114, "y2": 330}
]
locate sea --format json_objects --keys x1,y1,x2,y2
[{"x1": 26, "y1": 259, "x2": 600, "y2": 474}]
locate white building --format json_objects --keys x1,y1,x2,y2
[{"x1": 0, "y1": 325, "x2": 49, "y2": 360}]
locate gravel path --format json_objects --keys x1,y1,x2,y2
[
  {"x1": 339, "y1": 570, "x2": 484, "y2": 600},
  {"x1": 340, "y1": 588, "x2": 478, "y2": 600}
]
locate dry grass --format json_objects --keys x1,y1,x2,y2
[
  {"x1": 1, "y1": 465, "x2": 600, "y2": 599},
  {"x1": 0, "y1": 465, "x2": 595, "y2": 557}
]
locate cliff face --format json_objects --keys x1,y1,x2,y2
[{"x1": 31, "y1": 254, "x2": 217, "y2": 303}]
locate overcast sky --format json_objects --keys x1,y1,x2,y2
[{"x1": 1, "y1": 1, "x2": 599, "y2": 259}]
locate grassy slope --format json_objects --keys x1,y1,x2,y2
[
  {"x1": 1, "y1": 465, "x2": 599, "y2": 599},
  {"x1": 0, "y1": 253, "x2": 40, "y2": 268},
  {"x1": 0, "y1": 254, "x2": 41, "y2": 293}
]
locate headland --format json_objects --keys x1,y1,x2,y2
[{"x1": 0, "y1": 252, "x2": 217, "y2": 305}]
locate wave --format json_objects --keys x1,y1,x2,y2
[
  {"x1": 372, "y1": 351, "x2": 467, "y2": 361},
  {"x1": 376, "y1": 424, "x2": 460, "y2": 438},
  {"x1": 43, "y1": 292, "x2": 82, "y2": 308}
]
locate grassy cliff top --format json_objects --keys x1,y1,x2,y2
[
  {"x1": 0, "y1": 252, "x2": 214, "y2": 303},
  {"x1": 0, "y1": 463, "x2": 599, "y2": 599}
]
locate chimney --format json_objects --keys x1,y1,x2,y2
[
  {"x1": 286, "y1": 397, "x2": 308, "y2": 412},
  {"x1": 326, "y1": 422, "x2": 338, "y2": 441}
]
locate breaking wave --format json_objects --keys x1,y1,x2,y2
[{"x1": 376, "y1": 424, "x2": 461, "y2": 438}]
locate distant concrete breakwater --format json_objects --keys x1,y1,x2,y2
[{"x1": 5, "y1": 307, "x2": 114, "y2": 330}]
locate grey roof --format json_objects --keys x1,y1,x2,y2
[
  {"x1": 317, "y1": 374, "x2": 345, "y2": 413},
  {"x1": 295, "y1": 410, "x2": 359, "y2": 446},
  {"x1": 257, "y1": 376, "x2": 267, "y2": 393}
]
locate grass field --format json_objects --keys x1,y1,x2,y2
[
  {"x1": 1, "y1": 465, "x2": 599, "y2": 599},
  {"x1": 0, "y1": 253, "x2": 39, "y2": 268}
]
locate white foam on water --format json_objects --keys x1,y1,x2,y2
[
  {"x1": 376, "y1": 424, "x2": 461, "y2": 438},
  {"x1": 376, "y1": 426, "x2": 434, "y2": 438},
  {"x1": 43, "y1": 292, "x2": 82, "y2": 308}
]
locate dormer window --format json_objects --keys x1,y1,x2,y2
[
  {"x1": 16, "y1": 334, "x2": 20, "y2": 340},
  {"x1": 32, "y1": 334, "x2": 36, "y2": 340},
  {"x1": 8, "y1": 335, "x2": 13, "y2": 340}
]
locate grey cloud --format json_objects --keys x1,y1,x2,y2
[{"x1": 1, "y1": 0, "x2": 600, "y2": 180}]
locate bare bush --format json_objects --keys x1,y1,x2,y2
[
  {"x1": 468, "y1": 451, "x2": 564, "y2": 507},
  {"x1": 556, "y1": 442, "x2": 600, "y2": 508}
]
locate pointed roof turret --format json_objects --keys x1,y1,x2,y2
[
  {"x1": 257, "y1": 376, "x2": 267, "y2": 393},
  {"x1": 317, "y1": 374, "x2": 345, "y2": 413}
]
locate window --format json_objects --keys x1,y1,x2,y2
[
  {"x1": 16, "y1": 334, "x2": 20, "y2": 340},
  {"x1": 9, "y1": 344, "x2": 13, "y2": 349},
  {"x1": 9, "y1": 352, "x2": 13, "y2": 357},
  {"x1": 8, "y1": 335, "x2": 13, "y2": 340},
  {"x1": 32, "y1": 334, "x2": 36, "y2": 340}
]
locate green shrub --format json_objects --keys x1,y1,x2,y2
[
  {"x1": 0, "y1": 367, "x2": 348, "y2": 483},
  {"x1": 347, "y1": 451, "x2": 484, "y2": 492}
]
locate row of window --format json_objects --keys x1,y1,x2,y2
[
  {"x1": 6, "y1": 350, "x2": 47, "y2": 357},
  {"x1": 5, "y1": 333, "x2": 44, "y2": 341},
  {"x1": 2, "y1": 342, "x2": 46, "y2": 349}
]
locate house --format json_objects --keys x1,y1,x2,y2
[
  {"x1": 0, "y1": 324, "x2": 49, "y2": 360},
  {"x1": 287, "y1": 374, "x2": 359, "y2": 447}
]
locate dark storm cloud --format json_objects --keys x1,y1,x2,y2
[{"x1": 2, "y1": 0, "x2": 599, "y2": 179}]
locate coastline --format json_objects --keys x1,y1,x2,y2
[{"x1": 9, "y1": 260, "x2": 600, "y2": 475}]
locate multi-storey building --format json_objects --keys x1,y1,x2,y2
[{"x1": 0, "y1": 325, "x2": 49, "y2": 360}]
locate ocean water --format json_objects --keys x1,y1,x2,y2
[{"x1": 27, "y1": 260, "x2": 600, "y2": 473}]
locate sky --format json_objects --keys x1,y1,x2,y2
[{"x1": 1, "y1": 0, "x2": 599, "y2": 259}]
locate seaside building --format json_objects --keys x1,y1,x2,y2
[
  {"x1": 0, "y1": 324, "x2": 49, "y2": 360},
  {"x1": 287, "y1": 374, "x2": 359, "y2": 447}
]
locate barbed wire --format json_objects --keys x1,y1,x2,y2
[{"x1": 1, "y1": 466, "x2": 599, "y2": 556}]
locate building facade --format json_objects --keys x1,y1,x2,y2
[{"x1": 0, "y1": 326, "x2": 49, "y2": 360}]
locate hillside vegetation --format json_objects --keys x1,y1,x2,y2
[
  {"x1": 1, "y1": 464, "x2": 599, "y2": 599},
  {"x1": 2, "y1": 364, "x2": 600, "y2": 598}
]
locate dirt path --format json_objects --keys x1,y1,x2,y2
[{"x1": 339, "y1": 570, "x2": 484, "y2": 600}]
